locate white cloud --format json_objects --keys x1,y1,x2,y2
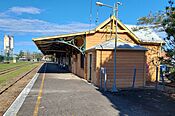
[
  {"x1": 9, "y1": 6, "x2": 41, "y2": 15},
  {"x1": 0, "y1": 6, "x2": 94, "y2": 37},
  {"x1": 0, "y1": 18, "x2": 94, "y2": 36}
]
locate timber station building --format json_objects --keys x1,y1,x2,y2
[{"x1": 33, "y1": 16, "x2": 164, "y2": 89}]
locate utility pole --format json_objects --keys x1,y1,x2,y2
[{"x1": 96, "y1": 1, "x2": 122, "y2": 92}]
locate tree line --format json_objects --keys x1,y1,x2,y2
[
  {"x1": 17, "y1": 50, "x2": 43, "y2": 61},
  {"x1": 0, "y1": 50, "x2": 43, "y2": 62}
]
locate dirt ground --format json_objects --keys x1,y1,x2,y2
[
  {"x1": 0, "y1": 64, "x2": 42, "y2": 116},
  {"x1": 100, "y1": 89, "x2": 175, "y2": 116}
]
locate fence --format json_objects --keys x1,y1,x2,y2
[{"x1": 100, "y1": 66, "x2": 145, "y2": 91}]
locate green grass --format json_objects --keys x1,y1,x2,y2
[
  {"x1": 0, "y1": 62, "x2": 31, "y2": 71},
  {"x1": 0, "y1": 62, "x2": 41, "y2": 85}
]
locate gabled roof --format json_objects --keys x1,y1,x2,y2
[
  {"x1": 86, "y1": 38, "x2": 147, "y2": 51},
  {"x1": 33, "y1": 15, "x2": 163, "y2": 45},
  {"x1": 33, "y1": 16, "x2": 117, "y2": 41},
  {"x1": 94, "y1": 15, "x2": 141, "y2": 43}
]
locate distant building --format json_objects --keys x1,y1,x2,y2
[
  {"x1": 4, "y1": 35, "x2": 14, "y2": 53},
  {"x1": 3, "y1": 34, "x2": 14, "y2": 62}
]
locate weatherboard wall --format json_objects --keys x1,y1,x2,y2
[
  {"x1": 86, "y1": 30, "x2": 160, "y2": 82},
  {"x1": 143, "y1": 45, "x2": 161, "y2": 81},
  {"x1": 72, "y1": 49, "x2": 147, "y2": 89},
  {"x1": 93, "y1": 50, "x2": 146, "y2": 89},
  {"x1": 73, "y1": 31, "x2": 160, "y2": 82},
  {"x1": 71, "y1": 54, "x2": 84, "y2": 78}
]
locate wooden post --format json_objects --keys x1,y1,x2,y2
[
  {"x1": 104, "y1": 68, "x2": 107, "y2": 91},
  {"x1": 161, "y1": 70, "x2": 165, "y2": 91},
  {"x1": 132, "y1": 66, "x2": 136, "y2": 88},
  {"x1": 155, "y1": 66, "x2": 159, "y2": 90},
  {"x1": 100, "y1": 67, "x2": 102, "y2": 90}
]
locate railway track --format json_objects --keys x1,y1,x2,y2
[
  {"x1": 0, "y1": 63, "x2": 34, "y2": 76},
  {"x1": 0, "y1": 64, "x2": 40, "y2": 95}
]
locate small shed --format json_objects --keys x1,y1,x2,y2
[{"x1": 85, "y1": 39, "x2": 147, "y2": 89}]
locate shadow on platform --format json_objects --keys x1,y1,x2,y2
[
  {"x1": 38, "y1": 62, "x2": 70, "y2": 73},
  {"x1": 96, "y1": 88, "x2": 175, "y2": 116}
]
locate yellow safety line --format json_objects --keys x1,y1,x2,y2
[{"x1": 33, "y1": 63, "x2": 47, "y2": 116}]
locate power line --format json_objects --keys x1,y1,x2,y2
[
  {"x1": 95, "y1": 0, "x2": 100, "y2": 25},
  {"x1": 89, "y1": 0, "x2": 93, "y2": 30}
]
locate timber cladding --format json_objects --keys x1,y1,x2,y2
[
  {"x1": 86, "y1": 33, "x2": 136, "y2": 50},
  {"x1": 143, "y1": 45, "x2": 161, "y2": 81},
  {"x1": 86, "y1": 32, "x2": 161, "y2": 82},
  {"x1": 86, "y1": 51, "x2": 97, "y2": 82},
  {"x1": 86, "y1": 33, "x2": 113, "y2": 49},
  {"x1": 86, "y1": 50, "x2": 146, "y2": 89},
  {"x1": 71, "y1": 54, "x2": 84, "y2": 78}
]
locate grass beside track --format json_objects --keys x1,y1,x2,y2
[
  {"x1": 0, "y1": 62, "x2": 41, "y2": 85},
  {"x1": 0, "y1": 62, "x2": 31, "y2": 71}
]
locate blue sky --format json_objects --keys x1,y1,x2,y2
[{"x1": 0, "y1": 0, "x2": 168, "y2": 54}]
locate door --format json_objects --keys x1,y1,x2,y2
[{"x1": 88, "y1": 54, "x2": 92, "y2": 81}]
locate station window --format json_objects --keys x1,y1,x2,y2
[{"x1": 80, "y1": 54, "x2": 84, "y2": 69}]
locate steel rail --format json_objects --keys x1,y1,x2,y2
[{"x1": 0, "y1": 64, "x2": 40, "y2": 95}]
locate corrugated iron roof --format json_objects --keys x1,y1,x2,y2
[
  {"x1": 126, "y1": 25, "x2": 164, "y2": 43},
  {"x1": 86, "y1": 39, "x2": 147, "y2": 51}
]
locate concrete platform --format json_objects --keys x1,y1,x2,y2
[
  {"x1": 5, "y1": 62, "x2": 175, "y2": 116},
  {"x1": 16, "y1": 62, "x2": 119, "y2": 116}
]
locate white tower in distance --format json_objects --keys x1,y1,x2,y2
[{"x1": 3, "y1": 35, "x2": 14, "y2": 63}]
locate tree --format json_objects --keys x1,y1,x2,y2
[
  {"x1": 18, "y1": 50, "x2": 24, "y2": 58},
  {"x1": 137, "y1": 0, "x2": 175, "y2": 62},
  {"x1": 162, "y1": 0, "x2": 175, "y2": 48},
  {"x1": 26, "y1": 51, "x2": 32, "y2": 61},
  {"x1": 32, "y1": 52, "x2": 43, "y2": 61},
  {"x1": 137, "y1": 11, "x2": 164, "y2": 25},
  {"x1": 160, "y1": 0, "x2": 175, "y2": 63},
  {"x1": 0, "y1": 55, "x2": 3, "y2": 62},
  {"x1": 137, "y1": 1, "x2": 175, "y2": 82}
]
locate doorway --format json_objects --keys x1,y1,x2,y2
[{"x1": 88, "y1": 53, "x2": 92, "y2": 81}]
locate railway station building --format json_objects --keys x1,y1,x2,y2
[{"x1": 33, "y1": 16, "x2": 164, "y2": 89}]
